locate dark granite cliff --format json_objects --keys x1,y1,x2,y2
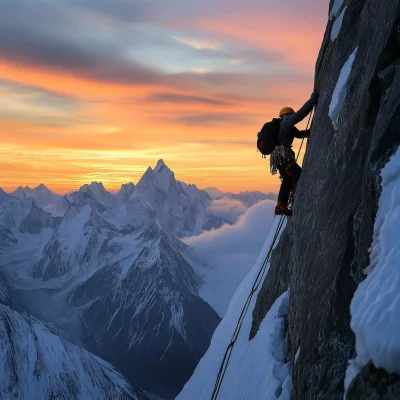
[{"x1": 250, "y1": 0, "x2": 400, "y2": 399}]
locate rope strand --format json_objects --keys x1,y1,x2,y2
[
  {"x1": 211, "y1": 101, "x2": 315, "y2": 400},
  {"x1": 211, "y1": 216, "x2": 285, "y2": 400}
]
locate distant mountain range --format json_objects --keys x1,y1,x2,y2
[{"x1": 0, "y1": 160, "x2": 276, "y2": 399}]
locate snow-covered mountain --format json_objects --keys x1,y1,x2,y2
[
  {"x1": 0, "y1": 302, "x2": 148, "y2": 400},
  {"x1": 71, "y1": 221, "x2": 220, "y2": 398},
  {"x1": 116, "y1": 182, "x2": 136, "y2": 204},
  {"x1": 1, "y1": 163, "x2": 226, "y2": 398},
  {"x1": 27, "y1": 199, "x2": 221, "y2": 397},
  {"x1": 204, "y1": 187, "x2": 224, "y2": 200},
  {"x1": 133, "y1": 160, "x2": 213, "y2": 236},
  {"x1": 0, "y1": 190, "x2": 59, "y2": 234},
  {"x1": 33, "y1": 203, "x2": 117, "y2": 279},
  {"x1": 0, "y1": 160, "x2": 277, "y2": 399},
  {"x1": 80, "y1": 181, "x2": 117, "y2": 209},
  {"x1": 0, "y1": 269, "x2": 148, "y2": 399},
  {"x1": 11, "y1": 184, "x2": 62, "y2": 208}
]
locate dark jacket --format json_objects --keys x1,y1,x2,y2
[{"x1": 278, "y1": 92, "x2": 319, "y2": 147}]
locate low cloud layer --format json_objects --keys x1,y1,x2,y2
[
  {"x1": 207, "y1": 198, "x2": 248, "y2": 223},
  {"x1": 183, "y1": 199, "x2": 276, "y2": 316}
]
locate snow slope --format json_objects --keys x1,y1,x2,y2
[
  {"x1": 0, "y1": 303, "x2": 148, "y2": 400},
  {"x1": 177, "y1": 218, "x2": 290, "y2": 400},
  {"x1": 346, "y1": 147, "x2": 400, "y2": 388}
]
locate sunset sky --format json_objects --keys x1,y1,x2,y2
[{"x1": 0, "y1": 0, "x2": 328, "y2": 194}]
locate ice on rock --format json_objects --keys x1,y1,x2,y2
[
  {"x1": 331, "y1": 6, "x2": 347, "y2": 41},
  {"x1": 346, "y1": 147, "x2": 400, "y2": 389},
  {"x1": 329, "y1": 47, "x2": 358, "y2": 129},
  {"x1": 329, "y1": 0, "x2": 345, "y2": 20}
]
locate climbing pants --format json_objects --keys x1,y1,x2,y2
[{"x1": 278, "y1": 160, "x2": 302, "y2": 204}]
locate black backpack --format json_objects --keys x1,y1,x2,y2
[{"x1": 257, "y1": 118, "x2": 281, "y2": 156}]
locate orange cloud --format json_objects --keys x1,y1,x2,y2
[{"x1": 0, "y1": 3, "x2": 325, "y2": 194}]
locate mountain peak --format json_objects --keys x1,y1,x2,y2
[
  {"x1": 80, "y1": 182, "x2": 106, "y2": 193},
  {"x1": 154, "y1": 159, "x2": 174, "y2": 188},
  {"x1": 116, "y1": 182, "x2": 136, "y2": 203},
  {"x1": 121, "y1": 182, "x2": 135, "y2": 190},
  {"x1": 154, "y1": 159, "x2": 172, "y2": 173},
  {"x1": 0, "y1": 187, "x2": 10, "y2": 200},
  {"x1": 204, "y1": 187, "x2": 224, "y2": 200},
  {"x1": 155, "y1": 159, "x2": 166, "y2": 169},
  {"x1": 33, "y1": 184, "x2": 51, "y2": 193},
  {"x1": 12, "y1": 186, "x2": 31, "y2": 199}
]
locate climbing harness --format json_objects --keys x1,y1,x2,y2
[
  {"x1": 270, "y1": 146, "x2": 295, "y2": 176},
  {"x1": 211, "y1": 104, "x2": 315, "y2": 400}
]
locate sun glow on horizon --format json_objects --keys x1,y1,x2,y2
[{"x1": 0, "y1": 0, "x2": 327, "y2": 194}]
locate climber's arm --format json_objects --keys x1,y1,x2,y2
[{"x1": 283, "y1": 92, "x2": 319, "y2": 128}]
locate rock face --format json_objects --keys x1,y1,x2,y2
[
  {"x1": 346, "y1": 362, "x2": 400, "y2": 400},
  {"x1": 250, "y1": 0, "x2": 400, "y2": 399}
]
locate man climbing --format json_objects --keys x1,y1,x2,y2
[{"x1": 272, "y1": 91, "x2": 319, "y2": 216}]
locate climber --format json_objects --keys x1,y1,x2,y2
[{"x1": 272, "y1": 91, "x2": 319, "y2": 216}]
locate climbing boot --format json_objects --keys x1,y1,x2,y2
[{"x1": 275, "y1": 202, "x2": 293, "y2": 216}]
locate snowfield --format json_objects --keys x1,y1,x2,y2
[
  {"x1": 177, "y1": 218, "x2": 291, "y2": 400},
  {"x1": 346, "y1": 147, "x2": 400, "y2": 389}
]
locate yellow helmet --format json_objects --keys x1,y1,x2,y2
[{"x1": 279, "y1": 107, "x2": 295, "y2": 117}]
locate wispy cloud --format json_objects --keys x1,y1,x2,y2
[
  {"x1": 0, "y1": 0, "x2": 327, "y2": 192},
  {"x1": 147, "y1": 93, "x2": 228, "y2": 106}
]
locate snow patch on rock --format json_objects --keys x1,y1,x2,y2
[
  {"x1": 329, "y1": 47, "x2": 358, "y2": 129},
  {"x1": 329, "y1": 0, "x2": 345, "y2": 20},
  {"x1": 331, "y1": 6, "x2": 347, "y2": 41}
]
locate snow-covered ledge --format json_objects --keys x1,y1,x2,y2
[{"x1": 346, "y1": 147, "x2": 400, "y2": 390}]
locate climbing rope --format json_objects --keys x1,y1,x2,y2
[
  {"x1": 211, "y1": 99, "x2": 315, "y2": 400},
  {"x1": 211, "y1": 215, "x2": 286, "y2": 400},
  {"x1": 296, "y1": 107, "x2": 314, "y2": 163}
]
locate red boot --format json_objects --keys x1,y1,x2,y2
[{"x1": 275, "y1": 202, "x2": 293, "y2": 216}]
